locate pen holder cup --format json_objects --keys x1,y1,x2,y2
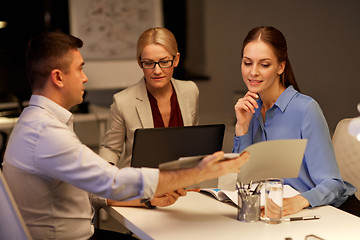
[{"x1": 237, "y1": 193, "x2": 260, "y2": 222}]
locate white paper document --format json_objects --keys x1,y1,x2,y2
[
  {"x1": 159, "y1": 139, "x2": 307, "y2": 183},
  {"x1": 237, "y1": 139, "x2": 307, "y2": 183}
]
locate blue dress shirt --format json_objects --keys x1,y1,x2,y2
[
  {"x1": 233, "y1": 86, "x2": 356, "y2": 207},
  {"x1": 3, "y1": 95, "x2": 159, "y2": 239}
]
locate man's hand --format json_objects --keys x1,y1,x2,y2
[
  {"x1": 151, "y1": 188, "x2": 188, "y2": 207},
  {"x1": 156, "y1": 151, "x2": 250, "y2": 196},
  {"x1": 196, "y1": 151, "x2": 250, "y2": 182},
  {"x1": 107, "y1": 189, "x2": 188, "y2": 208}
]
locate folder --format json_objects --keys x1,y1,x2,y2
[{"x1": 159, "y1": 139, "x2": 307, "y2": 183}]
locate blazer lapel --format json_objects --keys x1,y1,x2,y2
[
  {"x1": 135, "y1": 78, "x2": 154, "y2": 128},
  {"x1": 172, "y1": 78, "x2": 192, "y2": 126}
]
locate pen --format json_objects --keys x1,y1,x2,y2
[
  {"x1": 252, "y1": 182, "x2": 263, "y2": 195},
  {"x1": 236, "y1": 182, "x2": 241, "y2": 195},
  {"x1": 284, "y1": 215, "x2": 320, "y2": 222}
]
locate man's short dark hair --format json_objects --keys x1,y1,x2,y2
[{"x1": 26, "y1": 32, "x2": 83, "y2": 91}]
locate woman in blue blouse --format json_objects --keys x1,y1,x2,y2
[{"x1": 232, "y1": 26, "x2": 360, "y2": 216}]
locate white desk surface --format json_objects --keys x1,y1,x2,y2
[
  {"x1": 0, "y1": 104, "x2": 109, "y2": 130},
  {"x1": 0, "y1": 117, "x2": 18, "y2": 131},
  {"x1": 0, "y1": 104, "x2": 109, "y2": 148},
  {"x1": 105, "y1": 191, "x2": 360, "y2": 240},
  {"x1": 72, "y1": 105, "x2": 109, "y2": 123}
]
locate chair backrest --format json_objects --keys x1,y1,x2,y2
[
  {"x1": 332, "y1": 118, "x2": 360, "y2": 199},
  {"x1": 0, "y1": 131, "x2": 8, "y2": 168},
  {"x1": 0, "y1": 169, "x2": 32, "y2": 240}
]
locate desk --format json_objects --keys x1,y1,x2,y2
[
  {"x1": 0, "y1": 117, "x2": 18, "y2": 133},
  {"x1": 72, "y1": 105, "x2": 109, "y2": 146},
  {"x1": 105, "y1": 192, "x2": 360, "y2": 240},
  {"x1": 0, "y1": 104, "x2": 109, "y2": 149}
]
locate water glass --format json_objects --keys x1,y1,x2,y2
[{"x1": 264, "y1": 178, "x2": 284, "y2": 224}]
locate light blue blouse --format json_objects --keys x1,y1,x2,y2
[{"x1": 232, "y1": 86, "x2": 356, "y2": 207}]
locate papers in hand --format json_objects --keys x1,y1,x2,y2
[
  {"x1": 159, "y1": 139, "x2": 307, "y2": 184},
  {"x1": 158, "y1": 153, "x2": 239, "y2": 170},
  {"x1": 237, "y1": 139, "x2": 307, "y2": 183}
]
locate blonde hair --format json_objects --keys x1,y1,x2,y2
[{"x1": 136, "y1": 27, "x2": 178, "y2": 62}]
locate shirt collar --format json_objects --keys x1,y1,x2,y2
[
  {"x1": 273, "y1": 85, "x2": 297, "y2": 112},
  {"x1": 28, "y1": 95, "x2": 73, "y2": 126}
]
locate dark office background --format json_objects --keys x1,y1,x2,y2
[
  {"x1": 0, "y1": 0, "x2": 359, "y2": 141},
  {"x1": 0, "y1": 1, "x2": 70, "y2": 106},
  {"x1": 0, "y1": 0, "x2": 199, "y2": 110}
]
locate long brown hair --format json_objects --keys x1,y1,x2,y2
[{"x1": 242, "y1": 26, "x2": 300, "y2": 92}]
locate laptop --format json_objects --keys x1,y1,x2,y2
[{"x1": 131, "y1": 124, "x2": 225, "y2": 168}]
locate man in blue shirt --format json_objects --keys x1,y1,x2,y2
[{"x1": 2, "y1": 32, "x2": 250, "y2": 239}]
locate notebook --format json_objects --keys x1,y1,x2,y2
[{"x1": 131, "y1": 124, "x2": 225, "y2": 168}]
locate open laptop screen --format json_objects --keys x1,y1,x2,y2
[{"x1": 131, "y1": 124, "x2": 225, "y2": 168}]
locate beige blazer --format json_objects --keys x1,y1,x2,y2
[{"x1": 99, "y1": 78, "x2": 199, "y2": 168}]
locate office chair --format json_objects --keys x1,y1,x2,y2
[
  {"x1": 0, "y1": 170, "x2": 32, "y2": 239},
  {"x1": 0, "y1": 131, "x2": 7, "y2": 168},
  {"x1": 332, "y1": 118, "x2": 360, "y2": 199}
]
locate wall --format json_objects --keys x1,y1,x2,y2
[
  {"x1": 188, "y1": 0, "x2": 360, "y2": 151},
  {"x1": 88, "y1": 0, "x2": 360, "y2": 152}
]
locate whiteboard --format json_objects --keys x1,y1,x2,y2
[{"x1": 69, "y1": 0, "x2": 163, "y2": 89}]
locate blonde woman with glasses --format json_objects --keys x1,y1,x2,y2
[{"x1": 100, "y1": 27, "x2": 199, "y2": 168}]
